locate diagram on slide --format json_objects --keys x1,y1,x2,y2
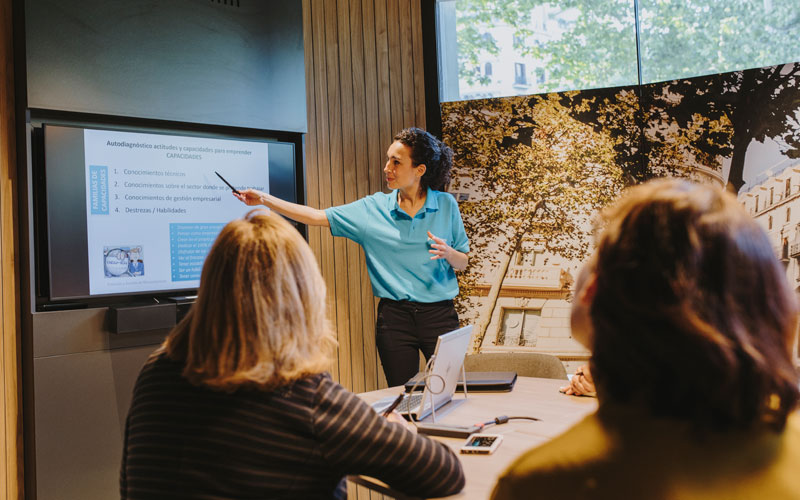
[{"x1": 103, "y1": 246, "x2": 145, "y2": 278}]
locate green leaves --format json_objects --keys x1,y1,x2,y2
[{"x1": 450, "y1": 0, "x2": 800, "y2": 96}]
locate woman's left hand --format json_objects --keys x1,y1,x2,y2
[
  {"x1": 428, "y1": 231, "x2": 468, "y2": 270},
  {"x1": 427, "y1": 231, "x2": 453, "y2": 261},
  {"x1": 560, "y1": 365, "x2": 597, "y2": 397}
]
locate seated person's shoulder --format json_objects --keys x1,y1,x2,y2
[
  {"x1": 492, "y1": 413, "x2": 614, "y2": 499},
  {"x1": 783, "y1": 412, "x2": 800, "y2": 456},
  {"x1": 141, "y1": 349, "x2": 177, "y2": 373}
]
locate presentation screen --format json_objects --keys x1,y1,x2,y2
[{"x1": 42, "y1": 124, "x2": 298, "y2": 300}]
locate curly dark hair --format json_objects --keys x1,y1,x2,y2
[
  {"x1": 590, "y1": 179, "x2": 799, "y2": 432},
  {"x1": 393, "y1": 127, "x2": 454, "y2": 191}
]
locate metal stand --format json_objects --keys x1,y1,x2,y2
[
  {"x1": 461, "y1": 362, "x2": 468, "y2": 399},
  {"x1": 429, "y1": 360, "x2": 468, "y2": 423}
]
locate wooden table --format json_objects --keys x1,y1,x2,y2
[{"x1": 351, "y1": 377, "x2": 599, "y2": 499}]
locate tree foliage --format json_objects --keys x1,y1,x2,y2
[{"x1": 443, "y1": 93, "x2": 626, "y2": 347}]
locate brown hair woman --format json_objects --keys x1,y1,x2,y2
[{"x1": 493, "y1": 179, "x2": 800, "y2": 499}]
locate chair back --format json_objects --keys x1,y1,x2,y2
[{"x1": 464, "y1": 352, "x2": 567, "y2": 380}]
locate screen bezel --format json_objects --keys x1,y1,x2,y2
[{"x1": 30, "y1": 110, "x2": 306, "y2": 310}]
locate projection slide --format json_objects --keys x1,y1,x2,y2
[{"x1": 84, "y1": 128, "x2": 268, "y2": 295}]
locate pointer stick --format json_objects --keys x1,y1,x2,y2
[{"x1": 215, "y1": 171, "x2": 242, "y2": 195}]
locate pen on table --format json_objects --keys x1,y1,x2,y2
[{"x1": 382, "y1": 393, "x2": 406, "y2": 417}]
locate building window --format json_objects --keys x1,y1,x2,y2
[
  {"x1": 787, "y1": 178, "x2": 792, "y2": 197},
  {"x1": 484, "y1": 62, "x2": 492, "y2": 77},
  {"x1": 768, "y1": 215, "x2": 773, "y2": 230},
  {"x1": 755, "y1": 195, "x2": 760, "y2": 212},
  {"x1": 497, "y1": 308, "x2": 541, "y2": 347},
  {"x1": 788, "y1": 207, "x2": 791, "y2": 223},
  {"x1": 514, "y1": 63, "x2": 527, "y2": 85},
  {"x1": 514, "y1": 249, "x2": 544, "y2": 266},
  {"x1": 770, "y1": 187, "x2": 774, "y2": 205}
]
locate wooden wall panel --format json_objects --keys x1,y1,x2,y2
[
  {"x1": 303, "y1": 0, "x2": 428, "y2": 396},
  {"x1": 1, "y1": 0, "x2": 22, "y2": 497}
]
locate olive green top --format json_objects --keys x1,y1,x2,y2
[{"x1": 492, "y1": 406, "x2": 800, "y2": 500}]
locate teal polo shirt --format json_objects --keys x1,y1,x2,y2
[{"x1": 325, "y1": 187, "x2": 470, "y2": 303}]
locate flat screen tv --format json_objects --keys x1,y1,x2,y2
[{"x1": 34, "y1": 121, "x2": 303, "y2": 305}]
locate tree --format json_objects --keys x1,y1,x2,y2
[
  {"x1": 557, "y1": 87, "x2": 645, "y2": 184},
  {"x1": 642, "y1": 63, "x2": 800, "y2": 192},
  {"x1": 443, "y1": 93, "x2": 625, "y2": 350}
]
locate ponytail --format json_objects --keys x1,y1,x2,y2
[{"x1": 394, "y1": 128, "x2": 454, "y2": 191}]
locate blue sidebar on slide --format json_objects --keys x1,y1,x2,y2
[
  {"x1": 169, "y1": 223, "x2": 226, "y2": 281},
  {"x1": 89, "y1": 165, "x2": 109, "y2": 215}
]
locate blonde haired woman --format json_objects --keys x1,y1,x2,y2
[{"x1": 120, "y1": 210, "x2": 464, "y2": 499}]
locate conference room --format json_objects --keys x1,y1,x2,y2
[{"x1": 1, "y1": 1, "x2": 800, "y2": 499}]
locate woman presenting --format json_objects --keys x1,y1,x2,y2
[{"x1": 235, "y1": 127, "x2": 469, "y2": 386}]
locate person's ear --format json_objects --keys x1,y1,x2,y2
[
  {"x1": 416, "y1": 163, "x2": 426, "y2": 178},
  {"x1": 578, "y1": 273, "x2": 597, "y2": 305}
]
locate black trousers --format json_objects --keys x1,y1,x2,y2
[{"x1": 375, "y1": 298, "x2": 460, "y2": 387}]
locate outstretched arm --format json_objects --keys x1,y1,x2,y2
[{"x1": 234, "y1": 189, "x2": 329, "y2": 227}]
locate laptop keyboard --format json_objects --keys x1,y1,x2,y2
[{"x1": 396, "y1": 393, "x2": 424, "y2": 414}]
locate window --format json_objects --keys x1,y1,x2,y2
[
  {"x1": 515, "y1": 248, "x2": 544, "y2": 266},
  {"x1": 497, "y1": 308, "x2": 541, "y2": 347},
  {"x1": 788, "y1": 207, "x2": 792, "y2": 223},
  {"x1": 514, "y1": 63, "x2": 527, "y2": 85},
  {"x1": 770, "y1": 187, "x2": 774, "y2": 205},
  {"x1": 769, "y1": 215, "x2": 773, "y2": 230},
  {"x1": 436, "y1": 0, "x2": 799, "y2": 101},
  {"x1": 756, "y1": 195, "x2": 760, "y2": 212},
  {"x1": 484, "y1": 62, "x2": 492, "y2": 77},
  {"x1": 436, "y1": 0, "x2": 637, "y2": 101},
  {"x1": 638, "y1": 0, "x2": 800, "y2": 83},
  {"x1": 787, "y1": 178, "x2": 792, "y2": 197}
]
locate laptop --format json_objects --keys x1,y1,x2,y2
[
  {"x1": 404, "y1": 371, "x2": 518, "y2": 393},
  {"x1": 373, "y1": 325, "x2": 473, "y2": 421}
]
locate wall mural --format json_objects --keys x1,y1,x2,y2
[{"x1": 442, "y1": 62, "x2": 800, "y2": 371}]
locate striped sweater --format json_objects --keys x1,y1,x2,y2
[{"x1": 121, "y1": 353, "x2": 465, "y2": 499}]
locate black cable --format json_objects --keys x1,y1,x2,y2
[{"x1": 478, "y1": 415, "x2": 541, "y2": 429}]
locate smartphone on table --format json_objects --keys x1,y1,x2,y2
[{"x1": 460, "y1": 434, "x2": 503, "y2": 455}]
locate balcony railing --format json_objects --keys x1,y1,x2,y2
[
  {"x1": 790, "y1": 242, "x2": 800, "y2": 258},
  {"x1": 503, "y1": 266, "x2": 564, "y2": 289}
]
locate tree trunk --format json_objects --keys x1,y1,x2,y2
[
  {"x1": 472, "y1": 232, "x2": 524, "y2": 352},
  {"x1": 726, "y1": 133, "x2": 750, "y2": 194}
]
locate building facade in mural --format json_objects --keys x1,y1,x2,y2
[
  {"x1": 449, "y1": 168, "x2": 587, "y2": 372},
  {"x1": 740, "y1": 159, "x2": 800, "y2": 286},
  {"x1": 739, "y1": 158, "x2": 800, "y2": 361}
]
